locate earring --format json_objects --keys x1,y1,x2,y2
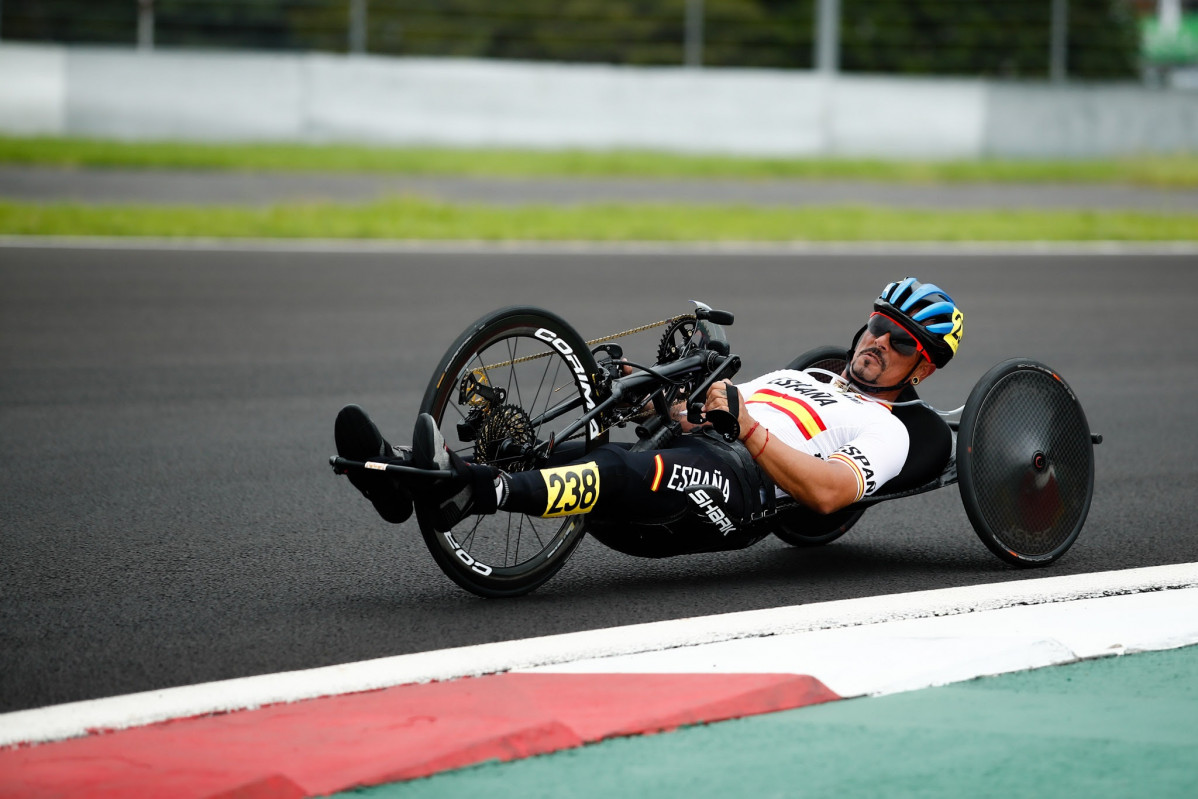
[{"x1": 911, "y1": 376, "x2": 921, "y2": 385}]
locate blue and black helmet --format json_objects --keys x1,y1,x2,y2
[{"x1": 874, "y1": 277, "x2": 964, "y2": 368}]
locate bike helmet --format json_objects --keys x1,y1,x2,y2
[{"x1": 874, "y1": 277, "x2": 963, "y2": 369}]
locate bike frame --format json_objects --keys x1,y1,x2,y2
[{"x1": 330, "y1": 347, "x2": 741, "y2": 479}]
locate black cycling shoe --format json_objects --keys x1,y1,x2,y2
[
  {"x1": 411, "y1": 412, "x2": 497, "y2": 532},
  {"x1": 334, "y1": 404, "x2": 413, "y2": 524}
]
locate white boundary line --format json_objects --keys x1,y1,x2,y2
[
  {"x1": 2, "y1": 235, "x2": 1198, "y2": 257},
  {"x1": 2, "y1": 563, "x2": 1197, "y2": 748},
  {"x1": 526, "y1": 588, "x2": 1198, "y2": 698}
]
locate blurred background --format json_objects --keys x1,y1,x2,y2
[
  {"x1": 3, "y1": 1, "x2": 1197, "y2": 157},
  {"x1": 1, "y1": 0, "x2": 1194, "y2": 82}
]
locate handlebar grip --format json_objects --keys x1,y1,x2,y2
[{"x1": 706, "y1": 384, "x2": 740, "y2": 443}]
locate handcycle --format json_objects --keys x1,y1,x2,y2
[{"x1": 331, "y1": 303, "x2": 1101, "y2": 598}]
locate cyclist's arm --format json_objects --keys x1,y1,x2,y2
[
  {"x1": 704, "y1": 379, "x2": 893, "y2": 515},
  {"x1": 740, "y1": 426, "x2": 861, "y2": 514}
]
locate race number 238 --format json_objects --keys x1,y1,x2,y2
[{"x1": 541, "y1": 462, "x2": 601, "y2": 517}]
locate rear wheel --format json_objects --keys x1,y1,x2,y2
[
  {"x1": 957, "y1": 359, "x2": 1095, "y2": 567},
  {"x1": 417, "y1": 307, "x2": 608, "y2": 597},
  {"x1": 772, "y1": 345, "x2": 867, "y2": 547}
]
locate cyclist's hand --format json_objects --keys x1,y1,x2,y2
[
  {"x1": 671, "y1": 401, "x2": 709, "y2": 433},
  {"x1": 706, "y1": 380, "x2": 754, "y2": 435},
  {"x1": 705, "y1": 380, "x2": 733, "y2": 415}
]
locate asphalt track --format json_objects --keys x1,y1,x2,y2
[
  {"x1": 2, "y1": 243, "x2": 1197, "y2": 714},
  {"x1": 3, "y1": 166, "x2": 1197, "y2": 211}
]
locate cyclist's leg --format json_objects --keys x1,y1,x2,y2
[{"x1": 499, "y1": 436, "x2": 749, "y2": 527}]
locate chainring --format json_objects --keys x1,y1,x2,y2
[{"x1": 656, "y1": 317, "x2": 698, "y2": 363}]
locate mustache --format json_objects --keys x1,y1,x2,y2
[{"x1": 855, "y1": 347, "x2": 887, "y2": 371}]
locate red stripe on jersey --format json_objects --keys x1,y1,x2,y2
[{"x1": 747, "y1": 389, "x2": 827, "y2": 440}]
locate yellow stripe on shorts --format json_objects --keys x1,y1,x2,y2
[{"x1": 650, "y1": 454, "x2": 665, "y2": 491}]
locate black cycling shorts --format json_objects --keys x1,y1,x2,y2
[{"x1": 501, "y1": 431, "x2": 767, "y2": 532}]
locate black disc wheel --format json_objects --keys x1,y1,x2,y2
[
  {"x1": 772, "y1": 345, "x2": 866, "y2": 547},
  {"x1": 417, "y1": 307, "x2": 608, "y2": 597},
  {"x1": 957, "y1": 359, "x2": 1095, "y2": 567}
]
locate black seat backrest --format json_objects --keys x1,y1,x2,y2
[{"x1": 884, "y1": 387, "x2": 952, "y2": 493}]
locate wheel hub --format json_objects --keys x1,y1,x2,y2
[{"x1": 475, "y1": 403, "x2": 537, "y2": 470}]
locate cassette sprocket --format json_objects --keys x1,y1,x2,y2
[{"x1": 474, "y1": 403, "x2": 538, "y2": 471}]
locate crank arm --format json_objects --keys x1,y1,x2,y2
[{"x1": 685, "y1": 354, "x2": 741, "y2": 410}]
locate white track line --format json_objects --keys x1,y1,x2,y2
[
  {"x1": 2, "y1": 235, "x2": 1197, "y2": 257},
  {"x1": 2, "y1": 563, "x2": 1196, "y2": 748},
  {"x1": 528, "y1": 588, "x2": 1198, "y2": 698}
]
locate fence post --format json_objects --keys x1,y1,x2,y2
[
  {"x1": 137, "y1": 0, "x2": 154, "y2": 51},
  {"x1": 815, "y1": 0, "x2": 840, "y2": 73},
  {"x1": 349, "y1": 0, "x2": 367, "y2": 54},
  {"x1": 1159, "y1": 0, "x2": 1182, "y2": 33},
  {"x1": 685, "y1": 0, "x2": 704, "y2": 67},
  {"x1": 1050, "y1": 0, "x2": 1068, "y2": 83}
]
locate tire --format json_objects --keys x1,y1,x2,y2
[
  {"x1": 771, "y1": 505, "x2": 868, "y2": 548},
  {"x1": 417, "y1": 307, "x2": 608, "y2": 597},
  {"x1": 784, "y1": 344, "x2": 851, "y2": 375},
  {"x1": 957, "y1": 359, "x2": 1095, "y2": 567},
  {"x1": 772, "y1": 345, "x2": 866, "y2": 547}
]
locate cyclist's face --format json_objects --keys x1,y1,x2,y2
[{"x1": 849, "y1": 319, "x2": 925, "y2": 386}]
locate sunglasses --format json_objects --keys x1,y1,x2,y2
[{"x1": 867, "y1": 312, "x2": 929, "y2": 362}]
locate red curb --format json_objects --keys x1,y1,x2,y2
[
  {"x1": 206, "y1": 775, "x2": 307, "y2": 799},
  {"x1": 0, "y1": 672, "x2": 840, "y2": 798}
]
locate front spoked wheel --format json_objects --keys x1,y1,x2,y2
[{"x1": 417, "y1": 307, "x2": 608, "y2": 597}]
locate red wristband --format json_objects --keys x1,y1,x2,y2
[
  {"x1": 741, "y1": 421, "x2": 760, "y2": 443},
  {"x1": 752, "y1": 429, "x2": 770, "y2": 460}
]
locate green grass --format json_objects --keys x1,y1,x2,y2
[
  {"x1": 2, "y1": 198, "x2": 1194, "y2": 241},
  {"x1": 3, "y1": 136, "x2": 1198, "y2": 187}
]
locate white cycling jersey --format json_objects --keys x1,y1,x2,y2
[{"x1": 735, "y1": 369, "x2": 909, "y2": 502}]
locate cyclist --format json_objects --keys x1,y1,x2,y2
[{"x1": 336, "y1": 277, "x2": 964, "y2": 535}]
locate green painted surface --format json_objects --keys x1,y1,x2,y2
[{"x1": 338, "y1": 645, "x2": 1198, "y2": 799}]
